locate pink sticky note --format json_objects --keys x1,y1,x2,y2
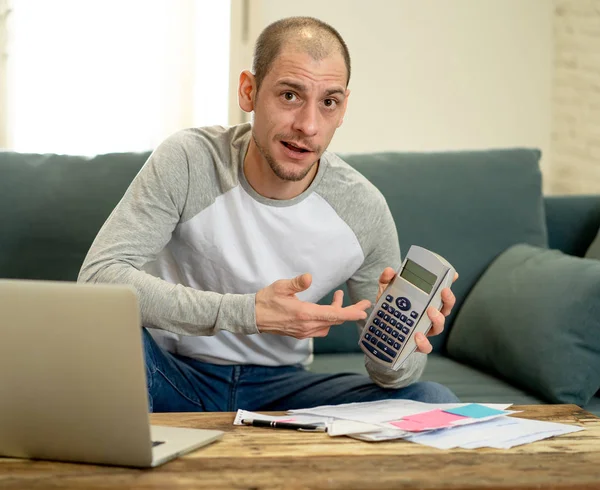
[
  {"x1": 389, "y1": 419, "x2": 430, "y2": 432},
  {"x1": 402, "y1": 409, "x2": 467, "y2": 429}
]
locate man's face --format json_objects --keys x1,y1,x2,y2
[{"x1": 251, "y1": 46, "x2": 349, "y2": 182}]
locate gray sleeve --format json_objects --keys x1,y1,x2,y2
[
  {"x1": 346, "y1": 192, "x2": 427, "y2": 388},
  {"x1": 77, "y1": 134, "x2": 258, "y2": 336}
]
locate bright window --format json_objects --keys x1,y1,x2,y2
[{"x1": 7, "y1": 0, "x2": 230, "y2": 155}]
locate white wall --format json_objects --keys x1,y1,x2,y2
[
  {"x1": 551, "y1": 0, "x2": 600, "y2": 195},
  {"x1": 231, "y1": 0, "x2": 554, "y2": 176},
  {"x1": 0, "y1": 0, "x2": 10, "y2": 148}
]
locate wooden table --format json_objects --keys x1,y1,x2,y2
[{"x1": 1, "y1": 405, "x2": 599, "y2": 489}]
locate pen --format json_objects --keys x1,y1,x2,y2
[{"x1": 241, "y1": 418, "x2": 327, "y2": 432}]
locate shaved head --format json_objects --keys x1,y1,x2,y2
[{"x1": 252, "y1": 17, "x2": 351, "y2": 91}]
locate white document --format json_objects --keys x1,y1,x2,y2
[
  {"x1": 459, "y1": 418, "x2": 584, "y2": 449},
  {"x1": 406, "y1": 417, "x2": 519, "y2": 449},
  {"x1": 327, "y1": 420, "x2": 383, "y2": 437},
  {"x1": 236, "y1": 401, "x2": 582, "y2": 450},
  {"x1": 289, "y1": 400, "x2": 514, "y2": 442},
  {"x1": 289, "y1": 399, "x2": 512, "y2": 425},
  {"x1": 407, "y1": 416, "x2": 584, "y2": 449}
]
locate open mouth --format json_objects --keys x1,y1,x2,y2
[{"x1": 282, "y1": 141, "x2": 311, "y2": 153}]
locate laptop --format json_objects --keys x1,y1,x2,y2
[{"x1": 0, "y1": 279, "x2": 223, "y2": 468}]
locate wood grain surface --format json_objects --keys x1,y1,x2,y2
[{"x1": 1, "y1": 405, "x2": 599, "y2": 490}]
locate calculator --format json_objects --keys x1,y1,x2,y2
[{"x1": 359, "y1": 246, "x2": 455, "y2": 370}]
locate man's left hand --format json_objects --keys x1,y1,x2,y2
[{"x1": 376, "y1": 267, "x2": 459, "y2": 355}]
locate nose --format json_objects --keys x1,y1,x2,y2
[{"x1": 292, "y1": 103, "x2": 318, "y2": 137}]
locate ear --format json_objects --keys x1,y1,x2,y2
[
  {"x1": 238, "y1": 70, "x2": 257, "y2": 113},
  {"x1": 337, "y1": 89, "x2": 351, "y2": 128}
]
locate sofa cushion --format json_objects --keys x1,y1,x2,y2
[
  {"x1": 446, "y1": 244, "x2": 600, "y2": 406},
  {"x1": 0, "y1": 151, "x2": 150, "y2": 281},
  {"x1": 584, "y1": 227, "x2": 600, "y2": 260},
  {"x1": 316, "y1": 148, "x2": 547, "y2": 354},
  {"x1": 309, "y1": 353, "x2": 544, "y2": 405},
  {"x1": 585, "y1": 229, "x2": 600, "y2": 398}
]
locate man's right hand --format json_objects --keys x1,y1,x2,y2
[{"x1": 255, "y1": 273, "x2": 371, "y2": 339}]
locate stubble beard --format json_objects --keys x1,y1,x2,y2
[{"x1": 252, "y1": 130, "x2": 319, "y2": 183}]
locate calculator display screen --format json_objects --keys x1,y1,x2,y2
[{"x1": 400, "y1": 259, "x2": 437, "y2": 294}]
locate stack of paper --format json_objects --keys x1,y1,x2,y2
[
  {"x1": 234, "y1": 399, "x2": 583, "y2": 449},
  {"x1": 404, "y1": 416, "x2": 584, "y2": 450}
]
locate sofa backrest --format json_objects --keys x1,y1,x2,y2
[
  {"x1": 0, "y1": 151, "x2": 150, "y2": 281},
  {"x1": 317, "y1": 148, "x2": 548, "y2": 353},
  {"x1": 544, "y1": 195, "x2": 600, "y2": 257},
  {"x1": 1, "y1": 147, "x2": 550, "y2": 352}
]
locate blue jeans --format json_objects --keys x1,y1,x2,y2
[{"x1": 142, "y1": 329, "x2": 459, "y2": 412}]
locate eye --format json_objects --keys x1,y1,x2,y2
[
  {"x1": 323, "y1": 98, "x2": 338, "y2": 109},
  {"x1": 283, "y1": 92, "x2": 296, "y2": 102}
]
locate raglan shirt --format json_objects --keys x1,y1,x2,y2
[{"x1": 78, "y1": 123, "x2": 426, "y2": 388}]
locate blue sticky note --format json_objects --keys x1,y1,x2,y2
[{"x1": 443, "y1": 403, "x2": 507, "y2": 419}]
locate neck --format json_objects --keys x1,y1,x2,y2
[{"x1": 243, "y1": 137, "x2": 319, "y2": 200}]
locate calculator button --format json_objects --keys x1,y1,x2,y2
[
  {"x1": 370, "y1": 336, "x2": 377, "y2": 345},
  {"x1": 388, "y1": 307, "x2": 396, "y2": 315},
  {"x1": 386, "y1": 294, "x2": 393, "y2": 302},
  {"x1": 382, "y1": 303, "x2": 389, "y2": 311},
  {"x1": 395, "y1": 297, "x2": 411, "y2": 311},
  {"x1": 400, "y1": 314, "x2": 408, "y2": 323},
  {"x1": 393, "y1": 311, "x2": 400, "y2": 318},
  {"x1": 365, "y1": 333, "x2": 372, "y2": 341},
  {"x1": 406, "y1": 319, "x2": 414, "y2": 327},
  {"x1": 373, "y1": 318, "x2": 380, "y2": 326},
  {"x1": 401, "y1": 326, "x2": 410, "y2": 335},
  {"x1": 386, "y1": 338, "x2": 394, "y2": 346},
  {"x1": 389, "y1": 318, "x2": 397, "y2": 326},
  {"x1": 385, "y1": 326, "x2": 393, "y2": 334},
  {"x1": 376, "y1": 341, "x2": 397, "y2": 358},
  {"x1": 398, "y1": 334, "x2": 406, "y2": 342},
  {"x1": 384, "y1": 314, "x2": 391, "y2": 322},
  {"x1": 391, "y1": 329, "x2": 398, "y2": 338},
  {"x1": 381, "y1": 333, "x2": 388, "y2": 342},
  {"x1": 410, "y1": 311, "x2": 419, "y2": 319},
  {"x1": 362, "y1": 340, "x2": 393, "y2": 363},
  {"x1": 394, "y1": 342, "x2": 401, "y2": 350},
  {"x1": 374, "y1": 329, "x2": 382, "y2": 337},
  {"x1": 369, "y1": 325, "x2": 377, "y2": 333},
  {"x1": 377, "y1": 310, "x2": 385, "y2": 318}
]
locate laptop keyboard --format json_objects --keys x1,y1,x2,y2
[{"x1": 152, "y1": 440, "x2": 165, "y2": 447}]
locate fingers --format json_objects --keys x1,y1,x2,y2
[
  {"x1": 352, "y1": 299, "x2": 372, "y2": 311},
  {"x1": 329, "y1": 292, "x2": 369, "y2": 319},
  {"x1": 422, "y1": 288, "x2": 455, "y2": 338},
  {"x1": 419, "y1": 289, "x2": 455, "y2": 343},
  {"x1": 453, "y1": 271, "x2": 459, "y2": 283},
  {"x1": 283, "y1": 273, "x2": 312, "y2": 295},
  {"x1": 312, "y1": 326, "x2": 332, "y2": 338},
  {"x1": 331, "y1": 289, "x2": 344, "y2": 308},
  {"x1": 302, "y1": 301, "x2": 371, "y2": 325},
  {"x1": 377, "y1": 267, "x2": 396, "y2": 301},
  {"x1": 415, "y1": 332, "x2": 433, "y2": 354},
  {"x1": 426, "y1": 306, "x2": 445, "y2": 337},
  {"x1": 439, "y1": 287, "x2": 456, "y2": 317},
  {"x1": 378, "y1": 267, "x2": 396, "y2": 287}
]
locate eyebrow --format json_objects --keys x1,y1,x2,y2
[{"x1": 275, "y1": 80, "x2": 346, "y2": 98}]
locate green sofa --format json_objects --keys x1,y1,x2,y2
[{"x1": 2, "y1": 146, "x2": 599, "y2": 415}]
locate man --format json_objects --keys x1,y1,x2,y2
[{"x1": 79, "y1": 16, "x2": 459, "y2": 412}]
